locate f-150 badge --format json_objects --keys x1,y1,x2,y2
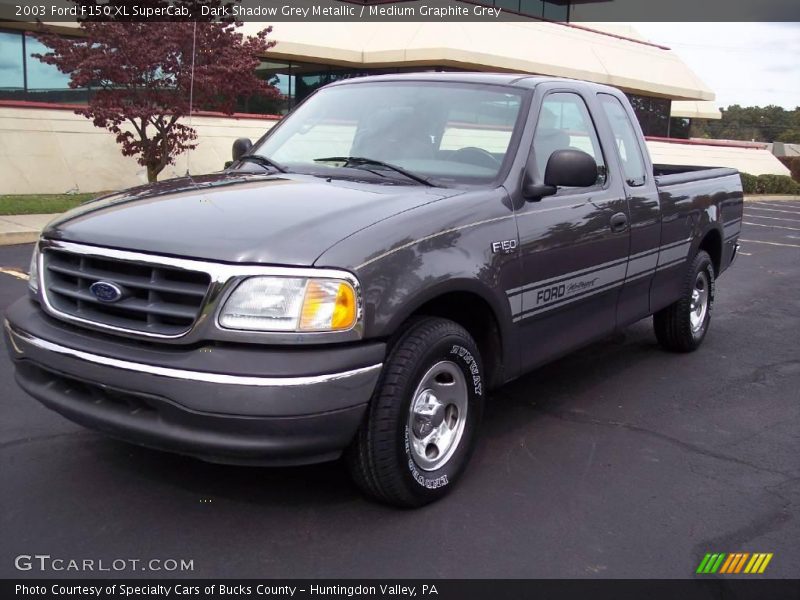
[{"x1": 491, "y1": 240, "x2": 518, "y2": 254}]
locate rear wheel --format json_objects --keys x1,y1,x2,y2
[
  {"x1": 654, "y1": 250, "x2": 715, "y2": 352},
  {"x1": 347, "y1": 317, "x2": 485, "y2": 507}
]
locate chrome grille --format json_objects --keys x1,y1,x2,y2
[{"x1": 42, "y1": 247, "x2": 211, "y2": 336}]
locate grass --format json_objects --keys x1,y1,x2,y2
[{"x1": 0, "y1": 193, "x2": 98, "y2": 216}]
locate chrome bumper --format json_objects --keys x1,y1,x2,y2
[
  {"x1": 730, "y1": 242, "x2": 741, "y2": 266},
  {"x1": 6, "y1": 321, "x2": 381, "y2": 390},
  {"x1": 4, "y1": 313, "x2": 383, "y2": 465}
]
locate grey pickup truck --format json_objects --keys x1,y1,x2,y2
[{"x1": 5, "y1": 73, "x2": 743, "y2": 507}]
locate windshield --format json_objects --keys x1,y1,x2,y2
[{"x1": 250, "y1": 81, "x2": 526, "y2": 186}]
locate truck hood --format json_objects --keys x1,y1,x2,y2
[{"x1": 44, "y1": 173, "x2": 459, "y2": 265}]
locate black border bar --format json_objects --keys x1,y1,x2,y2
[
  {"x1": 4, "y1": 579, "x2": 800, "y2": 600},
  {"x1": 1, "y1": 0, "x2": 800, "y2": 22}
]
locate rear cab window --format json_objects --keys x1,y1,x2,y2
[{"x1": 597, "y1": 94, "x2": 648, "y2": 187}]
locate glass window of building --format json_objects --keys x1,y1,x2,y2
[
  {"x1": 519, "y1": 0, "x2": 545, "y2": 17},
  {"x1": 513, "y1": 0, "x2": 569, "y2": 19},
  {"x1": 625, "y1": 93, "x2": 671, "y2": 138},
  {"x1": 0, "y1": 31, "x2": 24, "y2": 90},
  {"x1": 0, "y1": 30, "x2": 88, "y2": 103},
  {"x1": 243, "y1": 60, "x2": 296, "y2": 114},
  {"x1": 495, "y1": 0, "x2": 521, "y2": 12},
  {"x1": 25, "y1": 36, "x2": 71, "y2": 91},
  {"x1": 542, "y1": 1, "x2": 569, "y2": 20},
  {"x1": 669, "y1": 117, "x2": 691, "y2": 139}
]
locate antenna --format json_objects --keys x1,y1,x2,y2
[{"x1": 186, "y1": 21, "x2": 197, "y2": 177}]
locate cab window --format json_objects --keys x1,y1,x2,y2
[
  {"x1": 598, "y1": 94, "x2": 647, "y2": 187},
  {"x1": 532, "y1": 92, "x2": 606, "y2": 186}
]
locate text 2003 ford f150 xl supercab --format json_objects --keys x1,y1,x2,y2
[{"x1": 5, "y1": 74, "x2": 743, "y2": 506}]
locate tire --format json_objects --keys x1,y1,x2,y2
[
  {"x1": 347, "y1": 317, "x2": 485, "y2": 507},
  {"x1": 653, "y1": 250, "x2": 715, "y2": 352}
]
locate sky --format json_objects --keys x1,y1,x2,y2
[{"x1": 629, "y1": 23, "x2": 800, "y2": 110}]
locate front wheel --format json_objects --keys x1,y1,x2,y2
[
  {"x1": 347, "y1": 317, "x2": 485, "y2": 507},
  {"x1": 653, "y1": 250, "x2": 715, "y2": 352}
]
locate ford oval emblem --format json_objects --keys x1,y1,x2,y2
[{"x1": 89, "y1": 281, "x2": 124, "y2": 303}]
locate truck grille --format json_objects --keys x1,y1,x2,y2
[{"x1": 42, "y1": 247, "x2": 211, "y2": 336}]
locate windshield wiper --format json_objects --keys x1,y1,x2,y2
[
  {"x1": 313, "y1": 156, "x2": 434, "y2": 187},
  {"x1": 237, "y1": 154, "x2": 287, "y2": 173}
]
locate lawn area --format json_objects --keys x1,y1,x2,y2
[{"x1": 0, "y1": 193, "x2": 98, "y2": 216}]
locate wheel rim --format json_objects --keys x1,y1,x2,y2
[
  {"x1": 690, "y1": 270, "x2": 709, "y2": 334},
  {"x1": 407, "y1": 360, "x2": 469, "y2": 472}
]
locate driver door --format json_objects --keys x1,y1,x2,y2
[{"x1": 510, "y1": 89, "x2": 631, "y2": 371}]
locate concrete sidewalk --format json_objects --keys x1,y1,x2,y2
[
  {"x1": 0, "y1": 214, "x2": 59, "y2": 246},
  {"x1": 0, "y1": 194, "x2": 797, "y2": 247}
]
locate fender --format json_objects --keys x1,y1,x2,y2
[
  {"x1": 380, "y1": 276, "x2": 520, "y2": 386},
  {"x1": 384, "y1": 277, "x2": 513, "y2": 339},
  {"x1": 314, "y1": 186, "x2": 521, "y2": 378},
  {"x1": 691, "y1": 210, "x2": 725, "y2": 274}
]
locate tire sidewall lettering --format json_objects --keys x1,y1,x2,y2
[
  {"x1": 449, "y1": 344, "x2": 483, "y2": 397},
  {"x1": 402, "y1": 340, "x2": 483, "y2": 490}
]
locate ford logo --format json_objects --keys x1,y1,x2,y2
[{"x1": 89, "y1": 281, "x2": 125, "y2": 303}]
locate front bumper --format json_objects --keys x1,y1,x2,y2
[
  {"x1": 730, "y1": 242, "x2": 741, "y2": 266},
  {"x1": 4, "y1": 298, "x2": 384, "y2": 465}
]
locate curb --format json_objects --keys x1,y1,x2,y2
[
  {"x1": 744, "y1": 195, "x2": 799, "y2": 202},
  {"x1": 0, "y1": 213, "x2": 59, "y2": 247},
  {"x1": 0, "y1": 231, "x2": 40, "y2": 247}
]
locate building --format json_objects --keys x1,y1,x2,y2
[
  {"x1": 0, "y1": 9, "x2": 790, "y2": 194},
  {"x1": 669, "y1": 100, "x2": 722, "y2": 138},
  {"x1": 768, "y1": 142, "x2": 800, "y2": 159}
]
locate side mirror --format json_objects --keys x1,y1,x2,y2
[
  {"x1": 523, "y1": 149, "x2": 599, "y2": 201},
  {"x1": 545, "y1": 149, "x2": 598, "y2": 187},
  {"x1": 232, "y1": 138, "x2": 253, "y2": 162}
]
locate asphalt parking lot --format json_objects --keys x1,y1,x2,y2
[{"x1": 1, "y1": 200, "x2": 798, "y2": 579}]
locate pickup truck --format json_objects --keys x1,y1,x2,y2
[{"x1": 4, "y1": 73, "x2": 743, "y2": 507}]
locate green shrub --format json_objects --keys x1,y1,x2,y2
[
  {"x1": 777, "y1": 156, "x2": 800, "y2": 183},
  {"x1": 739, "y1": 172, "x2": 758, "y2": 194},
  {"x1": 739, "y1": 173, "x2": 800, "y2": 195},
  {"x1": 756, "y1": 174, "x2": 800, "y2": 195}
]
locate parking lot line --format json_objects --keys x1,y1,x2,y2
[
  {"x1": 746, "y1": 206, "x2": 800, "y2": 215},
  {"x1": 0, "y1": 267, "x2": 29, "y2": 281},
  {"x1": 739, "y1": 238, "x2": 800, "y2": 248},
  {"x1": 751, "y1": 202, "x2": 800, "y2": 210},
  {"x1": 744, "y1": 213, "x2": 800, "y2": 223},
  {"x1": 743, "y1": 221, "x2": 800, "y2": 231}
]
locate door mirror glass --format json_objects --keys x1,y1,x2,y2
[{"x1": 232, "y1": 138, "x2": 253, "y2": 162}]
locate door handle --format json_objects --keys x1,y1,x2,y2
[{"x1": 610, "y1": 212, "x2": 628, "y2": 232}]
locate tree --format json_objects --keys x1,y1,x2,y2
[
  {"x1": 696, "y1": 105, "x2": 800, "y2": 144},
  {"x1": 776, "y1": 108, "x2": 800, "y2": 144},
  {"x1": 34, "y1": 1, "x2": 279, "y2": 182}
]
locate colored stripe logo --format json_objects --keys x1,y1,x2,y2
[{"x1": 696, "y1": 552, "x2": 773, "y2": 574}]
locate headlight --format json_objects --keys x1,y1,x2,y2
[
  {"x1": 28, "y1": 242, "x2": 40, "y2": 293},
  {"x1": 219, "y1": 276, "x2": 358, "y2": 333}
]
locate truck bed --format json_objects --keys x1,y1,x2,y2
[{"x1": 653, "y1": 164, "x2": 739, "y2": 187}]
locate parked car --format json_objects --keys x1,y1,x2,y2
[{"x1": 4, "y1": 73, "x2": 743, "y2": 506}]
